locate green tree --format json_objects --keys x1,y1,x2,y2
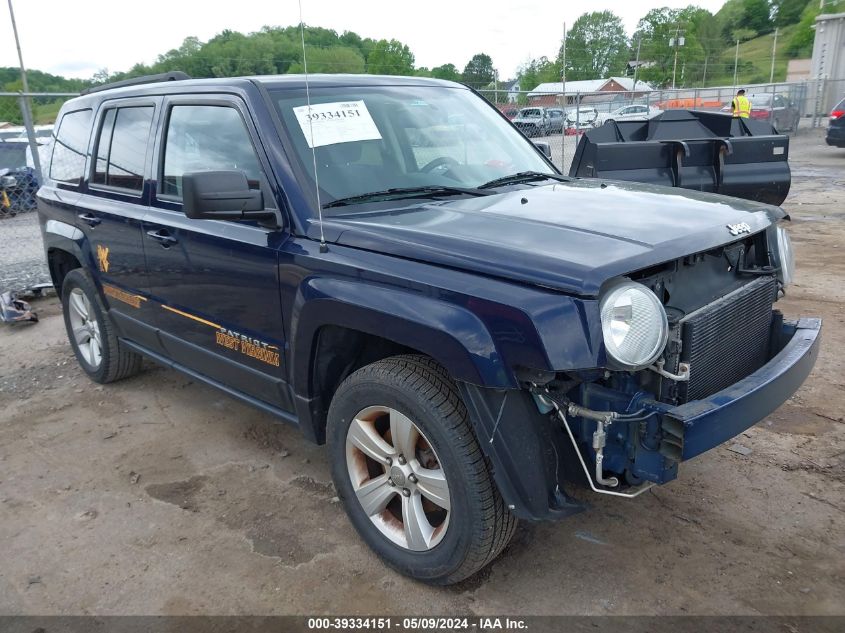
[
  {"x1": 288, "y1": 46, "x2": 365, "y2": 74},
  {"x1": 431, "y1": 63, "x2": 461, "y2": 82},
  {"x1": 773, "y1": 0, "x2": 810, "y2": 26},
  {"x1": 633, "y1": 7, "x2": 706, "y2": 87},
  {"x1": 517, "y1": 57, "x2": 559, "y2": 92},
  {"x1": 559, "y1": 11, "x2": 628, "y2": 80},
  {"x1": 686, "y1": 8, "x2": 723, "y2": 84},
  {"x1": 742, "y1": 0, "x2": 775, "y2": 34},
  {"x1": 788, "y1": 0, "x2": 845, "y2": 55},
  {"x1": 717, "y1": 0, "x2": 774, "y2": 39},
  {"x1": 461, "y1": 53, "x2": 495, "y2": 88},
  {"x1": 366, "y1": 39, "x2": 415, "y2": 75},
  {"x1": 716, "y1": 0, "x2": 746, "y2": 40}
]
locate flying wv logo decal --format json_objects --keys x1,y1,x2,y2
[{"x1": 97, "y1": 244, "x2": 110, "y2": 272}]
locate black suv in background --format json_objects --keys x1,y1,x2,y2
[
  {"x1": 826, "y1": 97, "x2": 845, "y2": 148},
  {"x1": 38, "y1": 72, "x2": 819, "y2": 585}
]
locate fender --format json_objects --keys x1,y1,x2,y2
[
  {"x1": 290, "y1": 276, "x2": 514, "y2": 398},
  {"x1": 40, "y1": 218, "x2": 87, "y2": 283}
]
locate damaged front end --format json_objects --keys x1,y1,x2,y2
[{"x1": 461, "y1": 227, "x2": 821, "y2": 520}]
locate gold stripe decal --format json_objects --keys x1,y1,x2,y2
[
  {"x1": 161, "y1": 304, "x2": 222, "y2": 329},
  {"x1": 103, "y1": 284, "x2": 146, "y2": 309},
  {"x1": 161, "y1": 304, "x2": 281, "y2": 368}
]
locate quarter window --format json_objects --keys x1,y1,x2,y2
[
  {"x1": 161, "y1": 105, "x2": 263, "y2": 199},
  {"x1": 50, "y1": 109, "x2": 93, "y2": 184},
  {"x1": 91, "y1": 106, "x2": 154, "y2": 192}
]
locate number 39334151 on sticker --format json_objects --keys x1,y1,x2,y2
[{"x1": 293, "y1": 99, "x2": 382, "y2": 148}]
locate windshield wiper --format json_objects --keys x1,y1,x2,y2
[
  {"x1": 323, "y1": 186, "x2": 490, "y2": 209},
  {"x1": 479, "y1": 171, "x2": 570, "y2": 190}
]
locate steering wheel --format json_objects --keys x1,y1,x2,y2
[{"x1": 420, "y1": 156, "x2": 460, "y2": 173}]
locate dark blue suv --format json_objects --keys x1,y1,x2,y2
[{"x1": 38, "y1": 73, "x2": 821, "y2": 584}]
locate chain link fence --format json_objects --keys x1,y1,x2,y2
[
  {"x1": 480, "y1": 77, "x2": 845, "y2": 174},
  {"x1": 1, "y1": 92, "x2": 77, "y2": 217}
]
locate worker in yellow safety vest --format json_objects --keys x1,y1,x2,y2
[{"x1": 731, "y1": 89, "x2": 751, "y2": 118}]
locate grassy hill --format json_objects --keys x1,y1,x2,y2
[{"x1": 705, "y1": 24, "x2": 800, "y2": 86}]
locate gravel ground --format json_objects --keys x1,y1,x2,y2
[{"x1": 0, "y1": 130, "x2": 843, "y2": 616}]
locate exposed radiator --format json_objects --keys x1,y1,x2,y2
[{"x1": 678, "y1": 276, "x2": 778, "y2": 402}]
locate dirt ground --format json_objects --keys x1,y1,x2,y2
[{"x1": 1, "y1": 130, "x2": 843, "y2": 616}]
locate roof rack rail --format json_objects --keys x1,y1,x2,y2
[{"x1": 80, "y1": 71, "x2": 191, "y2": 95}]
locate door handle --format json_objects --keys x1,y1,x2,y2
[
  {"x1": 146, "y1": 229, "x2": 178, "y2": 247},
  {"x1": 78, "y1": 212, "x2": 101, "y2": 227}
]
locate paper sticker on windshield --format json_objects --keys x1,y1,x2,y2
[{"x1": 293, "y1": 100, "x2": 381, "y2": 148}]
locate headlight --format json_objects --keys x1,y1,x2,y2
[
  {"x1": 776, "y1": 225, "x2": 795, "y2": 287},
  {"x1": 600, "y1": 281, "x2": 669, "y2": 369}
]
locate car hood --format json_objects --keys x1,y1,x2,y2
[{"x1": 315, "y1": 179, "x2": 784, "y2": 297}]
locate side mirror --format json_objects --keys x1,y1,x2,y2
[
  {"x1": 182, "y1": 170, "x2": 276, "y2": 222},
  {"x1": 533, "y1": 141, "x2": 552, "y2": 159}
]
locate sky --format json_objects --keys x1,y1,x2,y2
[{"x1": 2, "y1": 0, "x2": 726, "y2": 81}]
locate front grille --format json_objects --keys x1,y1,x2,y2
[{"x1": 678, "y1": 276, "x2": 777, "y2": 402}]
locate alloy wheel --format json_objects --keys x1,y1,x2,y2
[
  {"x1": 345, "y1": 405, "x2": 451, "y2": 551},
  {"x1": 68, "y1": 288, "x2": 102, "y2": 368}
]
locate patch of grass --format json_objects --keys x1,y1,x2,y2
[
  {"x1": 33, "y1": 99, "x2": 67, "y2": 125},
  {"x1": 705, "y1": 24, "x2": 800, "y2": 86}
]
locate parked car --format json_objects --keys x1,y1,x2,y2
[
  {"x1": 500, "y1": 107, "x2": 519, "y2": 120},
  {"x1": 511, "y1": 107, "x2": 550, "y2": 136},
  {"x1": 565, "y1": 107, "x2": 599, "y2": 130},
  {"x1": 721, "y1": 93, "x2": 800, "y2": 132},
  {"x1": 546, "y1": 108, "x2": 565, "y2": 133},
  {"x1": 596, "y1": 104, "x2": 661, "y2": 126},
  {"x1": 38, "y1": 73, "x2": 819, "y2": 585},
  {"x1": 825, "y1": 97, "x2": 845, "y2": 148}
]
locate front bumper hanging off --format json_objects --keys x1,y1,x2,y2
[
  {"x1": 662, "y1": 318, "x2": 821, "y2": 462},
  {"x1": 458, "y1": 318, "x2": 821, "y2": 521}
]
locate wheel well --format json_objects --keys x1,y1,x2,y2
[
  {"x1": 47, "y1": 248, "x2": 82, "y2": 291},
  {"x1": 309, "y1": 325, "x2": 418, "y2": 442}
]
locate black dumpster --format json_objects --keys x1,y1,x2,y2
[{"x1": 569, "y1": 110, "x2": 790, "y2": 206}]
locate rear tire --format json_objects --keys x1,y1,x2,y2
[
  {"x1": 327, "y1": 354, "x2": 516, "y2": 585},
  {"x1": 61, "y1": 269, "x2": 142, "y2": 384}
]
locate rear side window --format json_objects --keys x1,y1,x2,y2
[
  {"x1": 50, "y1": 108, "x2": 92, "y2": 184},
  {"x1": 161, "y1": 105, "x2": 263, "y2": 199},
  {"x1": 92, "y1": 106, "x2": 154, "y2": 192}
]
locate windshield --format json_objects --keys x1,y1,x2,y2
[
  {"x1": 751, "y1": 95, "x2": 772, "y2": 106},
  {"x1": 0, "y1": 144, "x2": 27, "y2": 170},
  {"x1": 518, "y1": 109, "x2": 542, "y2": 118},
  {"x1": 272, "y1": 85, "x2": 554, "y2": 211}
]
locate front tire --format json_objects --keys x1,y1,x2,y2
[
  {"x1": 327, "y1": 355, "x2": 516, "y2": 585},
  {"x1": 61, "y1": 269, "x2": 142, "y2": 384}
]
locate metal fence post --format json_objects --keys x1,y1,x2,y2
[
  {"x1": 770, "y1": 82, "x2": 776, "y2": 126},
  {"x1": 575, "y1": 92, "x2": 580, "y2": 140},
  {"x1": 18, "y1": 93, "x2": 42, "y2": 183}
]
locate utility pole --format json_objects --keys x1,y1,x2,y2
[
  {"x1": 770, "y1": 27, "x2": 779, "y2": 84},
  {"x1": 702, "y1": 56, "x2": 708, "y2": 86},
  {"x1": 733, "y1": 39, "x2": 740, "y2": 88},
  {"x1": 561, "y1": 22, "x2": 567, "y2": 107},
  {"x1": 7, "y1": 0, "x2": 29, "y2": 95},
  {"x1": 560, "y1": 22, "x2": 566, "y2": 172},
  {"x1": 7, "y1": 0, "x2": 41, "y2": 180},
  {"x1": 632, "y1": 37, "x2": 642, "y2": 94},
  {"x1": 670, "y1": 26, "x2": 684, "y2": 90}
]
